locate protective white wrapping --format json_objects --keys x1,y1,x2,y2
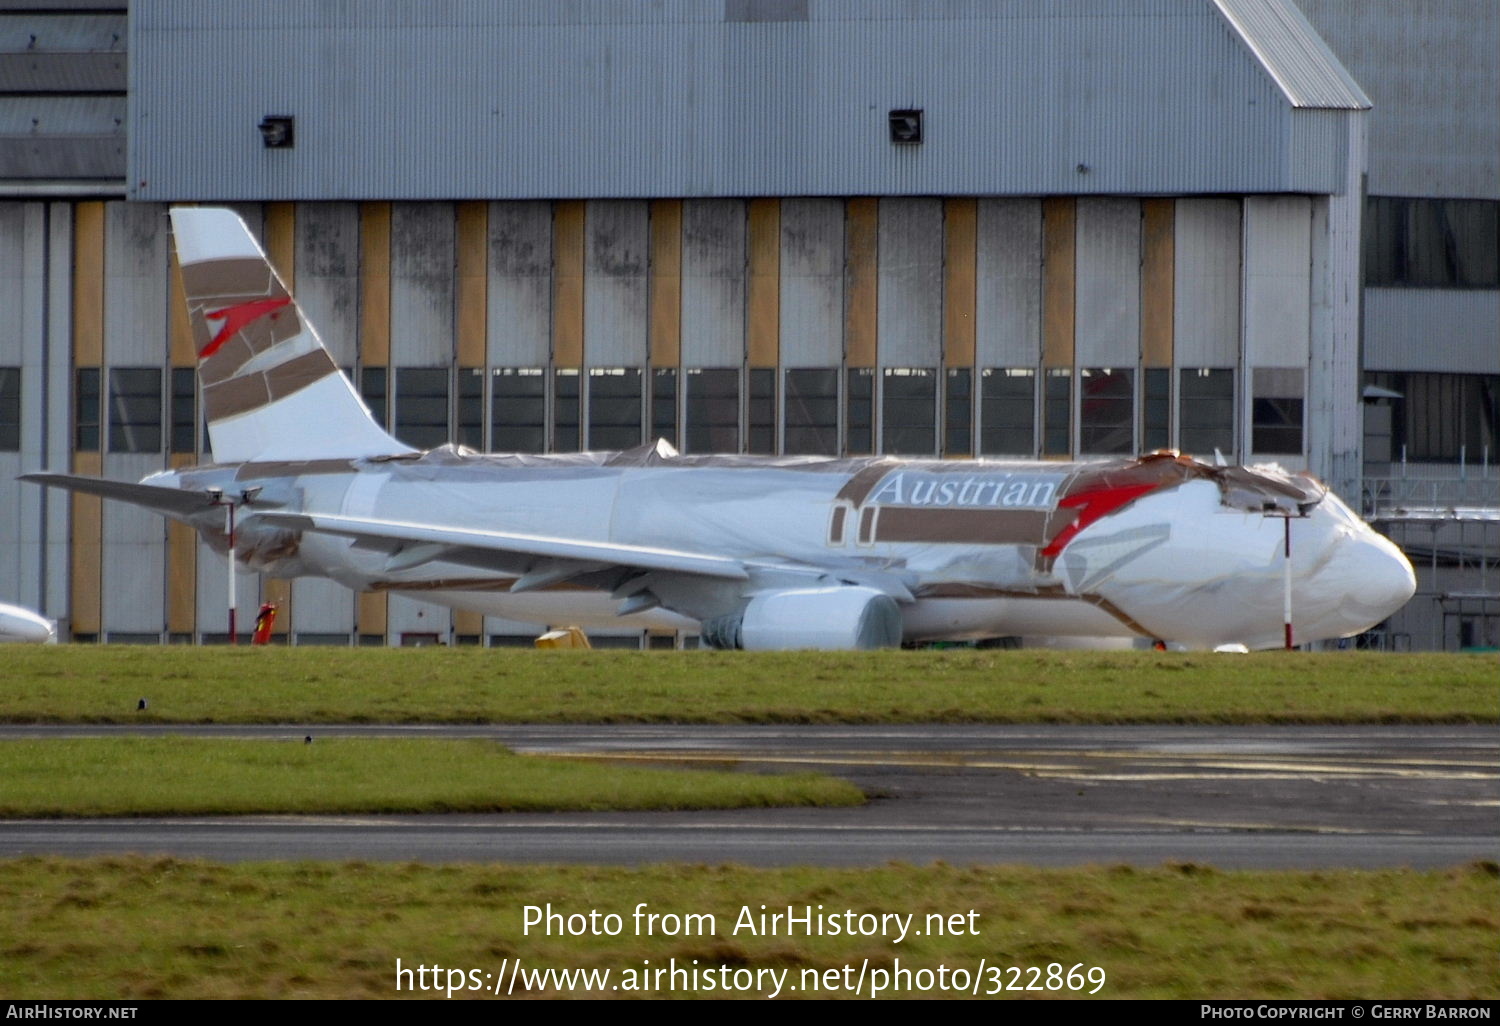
[{"x1": 737, "y1": 587, "x2": 903, "y2": 651}]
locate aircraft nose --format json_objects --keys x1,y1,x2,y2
[{"x1": 1311, "y1": 529, "x2": 1416, "y2": 636}]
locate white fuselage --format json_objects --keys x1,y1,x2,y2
[{"x1": 149, "y1": 451, "x2": 1416, "y2": 650}]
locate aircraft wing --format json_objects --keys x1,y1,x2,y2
[
  {"x1": 19, "y1": 473, "x2": 222, "y2": 518},
  {"x1": 251, "y1": 511, "x2": 752, "y2": 582}
]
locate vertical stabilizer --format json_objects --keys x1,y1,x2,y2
[{"x1": 170, "y1": 207, "x2": 412, "y2": 463}]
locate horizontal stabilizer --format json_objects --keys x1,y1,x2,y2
[{"x1": 20, "y1": 473, "x2": 215, "y2": 518}]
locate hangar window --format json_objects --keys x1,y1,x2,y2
[
  {"x1": 587, "y1": 367, "x2": 643, "y2": 451},
  {"x1": 1251, "y1": 368, "x2": 1304, "y2": 455},
  {"x1": 1079, "y1": 367, "x2": 1134, "y2": 454},
  {"x1": 1366, "y1": 371, "x2": 1500, "y2": 463},
  {"x1": 979, "y1": 368, "x2": 1035, "y2": 456},
  {"x1": 685, "y1": 368, "x2": 739, "y2": 454},
  {"x1": 1042, "y1": 368, "x2": 1072, "y2": 457},
  {"x1": 1142, "y1": 368, "x2": 1171, "y2": 452},
  {"x1": 748, "y1": 368, "x2": 775, "y2": 454},
  {"x1": 846, "y1": 368, "x2": 874, "y2": 455},
  {"x1": 1179, "y1": 368, "x2": 1235, "y2": 458},
  {"x1": 784, "y1": 368, "x2": 839, "y2": 456},
  {"x1": 1364, "y1": 197, "x2": 1500, "y2": 289},
  {"x1": 491, "y1": 368, "x2": 545, "y2": 453},
  {"x1": 0, "y1": 367, "x2": 20, "y2": 451},
  {"x1": 359, "y1": 367, "x2": 388, "y2": 430},
  {"x1": 457, "y1": 368, "x2": 484, "y2": 450},
  {"x1": 651, "y1": 368, "x2": 677, "y2": 446},
  {"x1": 394, "y1": 367, "x2": 450, "y2": 450},
  {"x1": 75, "y1": 368, "x2": 100, "y2": 451},
  {"x1": 170, "y1": 367, "x2": 197, "y2": 454},
  {"x1": 107, "y1": 367, "x2": 163, "y2": 454},
  {"x1": 945, "y1": 368, "x2": 972, "y2": 457},
  {"x1": 553, "y1": 368, "x2": 581, "y2": 452},
  {"x1": 881, "y1": 367, "x2": 936, "y2": 456}
]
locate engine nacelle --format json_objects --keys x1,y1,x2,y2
[{"x1": 700, "y1": 586, "x2": 903, "y2": 651}]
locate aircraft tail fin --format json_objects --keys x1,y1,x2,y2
[{"x1": 170, "y1": 207, "x2": 413, "y2": 464}]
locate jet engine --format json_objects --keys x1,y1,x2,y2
[{"x1": 699, "y1": 586, "x2": 902, "y2": 650}]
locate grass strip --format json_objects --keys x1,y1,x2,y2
[
  {"x1": 0, "y1": 857, "x2": 1494, "y2": 999},
  {"x1": 0, "y1": 737, "x2": 863, "y2": 817},
  {"x1": 2, "y1": 647, "x2": 1495, "y2": 724}
]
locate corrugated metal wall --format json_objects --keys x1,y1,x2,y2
[
  {"x1": 1297, "y1": 0, "x2": 1499, "y2": 199},
  {"x1": 129, "y1": 0, "x2": 1358, "y2": 201}
]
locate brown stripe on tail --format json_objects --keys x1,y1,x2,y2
[{"x1": 180, "y1": 255, "x2": 336, "y2": 423}]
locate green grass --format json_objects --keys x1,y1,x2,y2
[
  {"x1": 0, "y1": 737, "x2": 862, "y2": 817},
  {"x1": 0, "y1": 858, "x2": 1494, "y2": 999},
  {"x1": 1, "y1": 647, "x2": 1494, "y2": 724}
]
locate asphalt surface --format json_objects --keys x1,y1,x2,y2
[{"x1": 1, "y1": 724, "x2": 1495, "y2": 868}]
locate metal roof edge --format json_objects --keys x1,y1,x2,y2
[{"x1": 1211, "y1": 0, "x2": 1372, "y2": 110}]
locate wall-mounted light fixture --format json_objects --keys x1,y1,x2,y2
[
  {"x1": 888, "y1": 109, "x2": 923, "y2": 145},
  {"x1": 258, "y1": 115, "x2": 295, "y2": 149}
]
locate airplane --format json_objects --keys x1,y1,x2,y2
[
  {"x1": 0, "y1": 601, "x2": 56, "y2": 644},
  {"x1": 21, "y1": 207, "x2": 1417, "y2": 651}
]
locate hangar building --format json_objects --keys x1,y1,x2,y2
[{"x1": 0, "y1": 0, "x2": 1493, "y2": 647}]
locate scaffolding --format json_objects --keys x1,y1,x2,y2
[{"x1": 1361, "y1": 472, "x2": 1500, "y2": 651}]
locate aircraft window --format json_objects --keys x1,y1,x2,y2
[
  {"x1": 945, "y1": 368, "x2": 972, "y2": 457},
  {"x1": 359, "y1": 367, "x2": 389, "y2": 430},
  {"x1": 651, "y1": 368, "x2": 678, "y2": 446},
  {"x1": 685, "y1": 367, "x2": 739, "y2": 454},
  {"x1": 169, "y1": 367, "x2": 198, "y2": 454},
  {"x1": 1080, "y1": 367, "x2": 1134, "y2": 454},
  {"x1": 882, "y1": 367, "x2": 936, "y2": 456},
  {"x1": 747, "y1": 368, "x2": 775, "y2": 454},
  {"x1": 107, "y1": 367, "x2": 163, "y2": 454},
  {"x1": 588, "y1": 367, "x2": 643, "y2": 451},
  {"x1": 846, "y1": 368, "x2": 874, "y2": 455},
  {"x1": 1142, "y1": 367, "x2": 1170, "y2": 452},
  {"x1": 1179, "y1": 367, "x2": 1235, "y2": 458},
  {"x1": 1042, "y1": 368, "x2": 1071, "y2": 457},
  {"x1": 491, "y1": 368, "x2": 546, "y2": 453},
  {"x1": 1252, "y1": 367, "x2": 1304, "y2": 455},
  {"x1": 553, "y1": 368, "x2": 581, "y2": 452},
  {"x1": 75, "y1": 368, "x2": 100, "y2": 452},
  {"x1": 980, "y1": 367, "x2": 1035, "y2": 456},
  {"x1": 0, "y1": 366, "x2": 20, "y2": 451},
  {"x1": 785, "y1": 367, "x2": 839, "y2": 456},
  {"x1": 394, "y1": 367, "x2": 451, "y2": 450},
  {"x1": 457, "y1": 368, "x2": 484, "y2": 450}
]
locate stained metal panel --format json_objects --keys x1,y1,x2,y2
[
  {"x1": 1074, "y1": 198, "x2": 1140, "y2": 368},
  {"x1": 777, "y1": 198, "x2": 842, "y2": 369},
  {"x1": 487, "y1": 201, "x2": 552, "y2": 367},
  {"x1": 1173, "y1": 198, "x2": 1241, "y2": 367},
  {"x1": 876, "y1": 198, "x2": 942, "y2": 368},
  {"x1": 1242, "y1": 195, "x2": 1311, "y2": 368},
  {"x1": 129, "y1": 0, "x2": 1364, "y2": 201},
  {"x1": 389, "y1": 202, "x2": 454, "y2": 367},
  {"x1": 100, "y1": 452, "x2": 165, "y2": 636},
  {"x1": 583, "y1": 200, "x2": 649, "y2": 368},
  {"x1": 680, "y1": 199, "x2": 745, "y2": 368},
  {"x1": 975, "y1": 198, "x2": 1041, "y2": 369},
  {"x1": 294, "y1": 202, "x2": 360, "y2": 368},
  {"x1": 102, "y1": 201, "x2": 167, "y2": 366}
]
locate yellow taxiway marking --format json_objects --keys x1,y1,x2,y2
[{"x1": 543, "y1": 750, "x2": 1498, "y2": 782}]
